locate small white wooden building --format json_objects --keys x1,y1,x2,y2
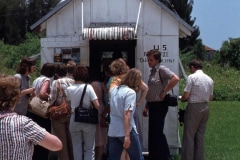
[{"x1": 31, "y1": 0, "x2": 193, "y2": 154}]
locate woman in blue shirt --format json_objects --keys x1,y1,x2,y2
[{"x1": 108, "y1": 68, "x2": 144, "y2": 160}]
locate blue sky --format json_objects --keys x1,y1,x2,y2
[{"x1": 191, "y1": 0, "x2": 240, "y2": 50}]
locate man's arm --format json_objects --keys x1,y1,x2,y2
[
  {"x1": 163, "y1": 74, "x2": 179, "y2": 92},
  {"x1": 160, "y1": 74, "x2": 179, "y2": 100},
  {"x1": 181, "y1": 91, "x2": 190, "y2": 102}
]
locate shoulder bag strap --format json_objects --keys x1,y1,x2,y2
[
  {"x1": 158, "y1": 66, "x2": 175, "y2": 95},
  {"x1": 78, "y1": 84, "x2": 87, "y2": 108},
  {"x1": 158, "y1": 66, "x2": 163, "y2": 84},
  {"x1": 57, "y1": 79, "x2": 67, "y2": 101}
]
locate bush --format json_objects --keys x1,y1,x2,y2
[
  {"x1": 180, "y1": 54, "x2": 240, "y2": 101},
  {"x1": 0, "y1": 33, "x2": 40, "y2": 80}
]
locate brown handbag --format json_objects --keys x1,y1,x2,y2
[{"x1": 49, "y1": 80, "x2": 71, "y2": 120}]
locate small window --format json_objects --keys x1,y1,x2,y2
[{"x1": 54, "y1": 48, "x2": 80, "y2": 64}]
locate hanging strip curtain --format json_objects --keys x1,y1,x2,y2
[{"x1": 82, "y1": 26, "x2": 136, "y2": 40}]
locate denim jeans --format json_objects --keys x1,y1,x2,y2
[{"x1": 108, "y1": 129, "x2": 144, "y2": 160}]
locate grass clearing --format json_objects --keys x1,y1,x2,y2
[
  {"x1": 205, "y1": 101, "x2": 240, "y2": 160},
  {"x1": 176, "y1": 101, "x2": 240, "y2": 160}
]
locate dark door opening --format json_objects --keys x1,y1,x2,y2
[{"x1": 89, "y1": 40, "x2": 136, "y2": 81}]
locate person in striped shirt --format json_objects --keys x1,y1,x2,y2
[{"x1": 0, "y1": 75, "x2": 62, "y2": 160}]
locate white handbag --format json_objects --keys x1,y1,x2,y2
[
  {"x1": 29, "y1": 78, "x2": 50, "y2": 119},
  {"x1": 29, "y1": 96, "x2": 49, "y2": 119}
]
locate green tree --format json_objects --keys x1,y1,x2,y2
[
  {"x1": 0, "y1": 0, "x2": 60, "y2": 45},
  {"x1": 160, "y1": 0, "x2": 205, "y2": 59},
  {"x1": 216, "y1": 37, "x2": 240, "y2": 69},
  {"x1": 0, "y1": 1, "x2": 6, "y2": 41},
  {"x1": 1, "y1": 0, "x2": 28, "y2": 44},
  {"x1": 27, "y1": 0, "x2": 60, "y2": 32}
]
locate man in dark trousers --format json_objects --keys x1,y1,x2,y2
[{"x1": 143, "y1": 49, "x2": 179, "y2": 160}]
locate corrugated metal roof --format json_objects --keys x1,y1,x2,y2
[
  {"x1": 83, "y1": 26, "x2": 135, "y2": 40},
  {"x1": 30, "y1": 0, "x2": 194, "y2": 33}
]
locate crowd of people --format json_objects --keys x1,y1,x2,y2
[{"x1": 0, "y1": 49, "x2": 213, "y2": 160}]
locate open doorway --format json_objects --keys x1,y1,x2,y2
[{"x1": 89, "y1": 40, "x2": 136, "y2": 81}]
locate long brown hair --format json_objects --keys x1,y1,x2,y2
[
  {"x1": 121, "y1": 68, "x2": 142, "y2": 92},
  {"x1": 16, "y1": 57, "x2": 36, "y2": 74}
]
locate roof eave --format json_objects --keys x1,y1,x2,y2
[
  {"x1": 30, "y1": 0, "x2": 72, "y2": 30},
  {"x1": 179, "y1": 23, "x2": 192, "y2": 37},
  {"x1": 30, "y1": 0, "x2": 194, "y2": 36},
  {"x1": 152, "y1": 0, "x2": 194, "y2": 34}
]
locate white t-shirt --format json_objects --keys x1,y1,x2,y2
[{"x1": 66, "y1": 83, "x2": 98, "y2": 113}]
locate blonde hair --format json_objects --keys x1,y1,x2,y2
[
  {"x1": 121, "y1": 68, "x2": 142, "y2": 92},
  {"x1": 0, "y1": 75, "x2": 20, "y2": 111},
  {"x1": 109, "y1": 58, "x2": 129, "y2": 75}
]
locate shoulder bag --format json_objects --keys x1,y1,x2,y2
[
  {"x1": 74, "y1": 84, "x2": 99, "y2": 124},
  {"x1": 29, "y1": 78, "x2": 50, "y2": 119},
  {"x1": 49, "y1": 80, "x2": 71, "y2": 120}
]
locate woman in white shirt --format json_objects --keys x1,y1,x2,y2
[{"x1": 67, "y1": 65, "x2": 100, "y2": 160}]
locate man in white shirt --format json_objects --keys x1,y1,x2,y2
[{"x1": 181, "y1": 59, "x2": 214, "y2": 160}]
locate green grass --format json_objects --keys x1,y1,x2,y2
[
  {"x1": 205, "y1": 101, "x2": 240, "y2": 159},
  {"x1": 175, "y1": 101, "x2": 240, "y2": 160}
]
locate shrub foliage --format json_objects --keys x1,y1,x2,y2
[
  {"x1": 0, "y1": 33, "x2": 40, "y2": 78},
  {"x1": 180, "y1": 53, "x2": 240, "y2": 101}
]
